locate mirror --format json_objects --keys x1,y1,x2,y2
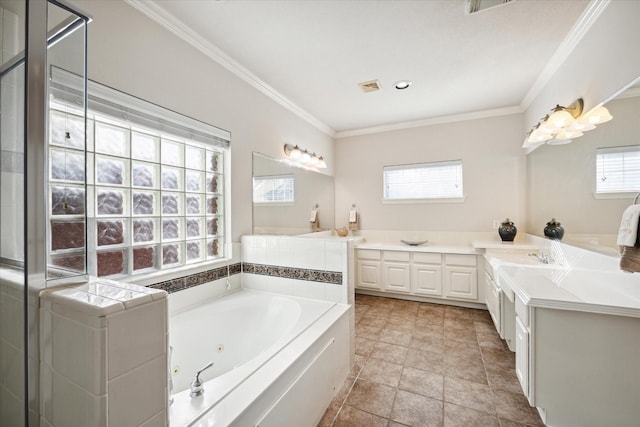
[
  {"x1": 525, "y1": 77, "x2": 640, "y2": 254},
  {"x1": 252, "y1": 152, "x2": 335, "y2": 235}
]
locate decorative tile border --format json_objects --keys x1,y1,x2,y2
[
  {"x1": 147, "y1": 261, "x2": 341, "y2": 294},
  {"x1": 149, "y1": 262, "x2": 241, "y2": 294},
  {"x1": 242, "y1": 262, "x2": 342, "y2": 285}
]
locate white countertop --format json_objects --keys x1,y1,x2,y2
[
  {"x1": 356, "y1": 241, "x2": 478, "y2": 254},
  {"x1": 485, "y1": 243, "x2": 640, "y2": 318}
]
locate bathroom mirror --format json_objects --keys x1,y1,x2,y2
[
  {"x1": 252, "y1": 152, "x2": 335, "y2": 235},
  {"x1": 525, "y1": 76, "x2": 640, "y2": 254}
]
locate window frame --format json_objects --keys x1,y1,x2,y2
[
  {"x1": 252, "y1": 174, "x2": 295, "y2": 205},
  {"x1": 382, "y1": 160, "x2": 465, "y2": 203},
  {"x1": 48, "y1": 68, "x2": 231, "y2": 280},
  {"x1": 594, "y1": 145, "x2": 640, "y2": 199}
]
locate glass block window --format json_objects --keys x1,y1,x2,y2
[
  {"x1": 596, "y1": 146, "x2": 640, "y2": 194},
  {"x1": 383, "y1": 160, "x2": 464, "y2": 201},
  {"x1": 49, "y1": 68, "x2": 230, "y2": 278},
  {"x1": 253, "y1": 174, "x2": 295, "y2": 203}
]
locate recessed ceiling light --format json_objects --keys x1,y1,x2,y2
[{"x1": 394, "y1": 80, "x2": 412, "y2": 90}]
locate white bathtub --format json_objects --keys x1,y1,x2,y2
[{"x1": 169, "y1": 288, "x2": 350, "y2": 426}]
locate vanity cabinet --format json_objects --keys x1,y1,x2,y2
[
  {"x1": 443, "y1": 254, "x2": 477, "y2": 301},
  {"x1": 514, "y1": 314, "x2": 530, "y2": 397},
  {"x1": 356, "y1": 249, "x2": 381, "y2": 290},
  {"x1": 382, "y1": 251, "x2": 411, "y2": 293},
  {"x1": 355, "y1": 249, "x2": 479, "y2": 304},
  {"x1": 410, "y1": 253, "x2": 442, "y2": 296}
]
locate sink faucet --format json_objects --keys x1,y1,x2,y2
[
  {"x1": 529, "y1": 250, "x2": 550, "y2": 264},
  {"x1": 190, "y1": 361, "x2": 214, "y2": 397}
]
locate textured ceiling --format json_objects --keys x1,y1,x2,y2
[{"x1": 144, "y1": 0, "x2": 590, "y2": 134}]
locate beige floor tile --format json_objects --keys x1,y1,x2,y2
[
  {"x1": 444, "y1": 317, "x2": 476, "y2": 331},
  {"x1": 370, "y1": 341, "x2": 410, "y2": 364},
  {"x1": 399, "y1": 366, "x2": 444, "y2": 400},
  {"x1": 444, "y1": 355, "x2": 488, "y2": 384},
  {"x1": 378, "y1": 328, "x2": 413, "y2": 346},
  {"x1": 409, "y1": 335, "x2": 445, "y2": 354},
  {"x1": 356, "y1": 323, "x2": 384, "y2": 340},
  {"x1": 317, "y1": 399, "x2": 342, "y2": 427},
  {"x1": 404, "y1": 348, "x2": 444, "y2": 375},
  {"x1": 333, "y1": 405, "x2": 388, "y2": 427},
  {"x1": 390, "y1": 389, "x2": 444, "y2": 427},
  {"x1": 361, "y1": 358, "x2": 404, "y2": 387},
  {"x1": 485, "y1": 364, "x2": 523, "y2": 395},
  {"x1": 493, "y1": 390, "x2": 545, "y2": 426},
  {"x1": 385, "y1": 316, "x2": 417, "y2": 333},
  {"x1": 443, "y1": 402, "x2": 500, "y2": 427},
  {"x1": 359, "y1": 315, "x2": 389, "y2": 329},
  {"x1": 481, "y1": 347, "x2": 515, "y2": 370},
  {"x1": 444, "y1": 376, "x2": 496, "y2": 415},
  {"x1": 350, "y1": 354, "x2": 367, "y2": 377},
  {"x1": 355, "y1": 336, "x2": 376, "y2": 357},
  {"x1": 444, "y1": 327, "x2": 478, "y2": 345},
  {"x1": 344, "y1": 378, "x2": 397, "y2": 418}
]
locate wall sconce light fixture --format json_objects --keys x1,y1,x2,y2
[
  {"x1": 283, "y1": 144, "x2": 327, "y2": 169},
  {"x1": 524, "y1": 98, "x2": 612, "y2": 146}
]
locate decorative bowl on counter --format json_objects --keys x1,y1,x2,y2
[{"x1": 400, "y1": 240, "x2": 428, "y2": 246}]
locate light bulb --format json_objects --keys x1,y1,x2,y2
[
  {"x1": 317, "y1": 156, "x2": 327, "y2": 169},
  {"x1": 579, "y1": 106, "x2": 613, "y2": 125},
  {"x1": 289, "y1": 145, "x2": 302, "y2": 159},
  {"x1": 528, "y1": 128, "x2": 553, "y2": 143},
  {"x1": 301, "y1": 150, "x2": 311, "y2": 163},
  {"x1": 546, "y1": 109, "x2": 574, "y2": 129},
  {"x1": 555, "y1": 129, "x2": 583, "y2": 140}
]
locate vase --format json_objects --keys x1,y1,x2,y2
[
  {"x1": 498, "y1": 218, "x2": 517, "y2": 242},
  {"x1": 544, "y1": 218, "x2": 564, "y2": 240}
]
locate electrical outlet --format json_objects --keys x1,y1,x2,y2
[{"x1": 492, "y1": 220, "x2": 502, "y2": 229}]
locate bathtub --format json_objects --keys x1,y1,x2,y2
[{"x1": 169, "y1": 288, "x2": 350, "y2": 426}]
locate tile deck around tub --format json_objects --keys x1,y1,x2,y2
[{"x1": 318, "y1": 294, "x2": 545, "y2": 427}]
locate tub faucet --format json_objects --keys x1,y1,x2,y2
[
  {"x1": 190, "y1": 361, "x2": 214, "y2": 398},
  {"x1": 529, "y1": 250, "x2": 550, "y2": 264}
]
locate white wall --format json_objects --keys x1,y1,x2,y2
[
  {"x1": 334, "y1": 113, "x2": 526, "y2": 232},
  {"x1": 74, "y1": 0, "x2": 334, "y2": 242}
]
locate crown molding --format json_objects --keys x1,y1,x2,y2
[
  {"x1": 520, "y1": 0, "x2": 611, "y2": 110},
  {"x1": 334, "y1": 105, "x2": 523, "y2": 139},
  {"x1": 123, "y1": 0, "x2": 335, "y2": 137}
]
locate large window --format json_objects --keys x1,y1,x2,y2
[
  {"x1": 383, "y1": 160, "x2": 464, "y2": 201},
  {"x1": 596, "y1": 146, "x2": 640, "y2": 194},
  {"x1": 48, "y1": 68, "x2": 230, "y2": 278}
]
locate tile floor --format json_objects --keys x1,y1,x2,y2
[{"x1": 318, "y1": 294, "x2": 545, "y2": 427}]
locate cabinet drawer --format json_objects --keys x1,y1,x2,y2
[
  {"x1": 357, "y1": 249, "x2": 381, "y2": 260},
  {"x1": 384, "y1": 251, "x2": 410, "y2": 262},
  {"x1": 445, "y1": 254, "x2": 477, "y2": 267},
  {"x1": 412, "y1": 252, "x2": 442, "y2": 264}
]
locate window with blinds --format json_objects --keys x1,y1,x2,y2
[
  {"x1": 253, "y1": 175, "x2": 295, "y2": 203},
  {"x1": 596, "y1": 146, "x2": 640, "y2": 194},
  {"x1": 383, "y1": 160, "x2": 464, "y2": 201}
]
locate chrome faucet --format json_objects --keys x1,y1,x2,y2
[
  {"x1": 529, "y1": 250, "x2": 550, "y2": 264},
  {"x1": 190, "y1": 361, "x2": 214, "y2": 397}
]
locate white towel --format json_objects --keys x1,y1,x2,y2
[{"x1": 617, "y1": 204, "x2": 640, "y2": 247}]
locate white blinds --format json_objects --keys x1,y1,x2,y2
[
  {"x1": 253, "y1": 175, "x2": 295, "y2": 203},
  {"x1": 596, "y1": 146, "x2": 640, "y2": 193},
  {"x1": 49, "y1": 66, "x2": 231, "y2": 148},
  {"x1": 383, "y1": 160, "x2": 463, "y2": 200}
]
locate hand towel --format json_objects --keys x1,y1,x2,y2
[
  {"x1": 620, "y1": 246, "x2": 640, "y2": 273},
  {"x1": 616, "y1": 204, "x2": 640, "y2": 247}
]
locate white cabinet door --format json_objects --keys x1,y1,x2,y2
[
  {"x1": 444, "y1": 266, "x2": 478, "y2": 300},
  {"x1": 484, "y1": 272, "x2": 501, "y2": 334},
  {"x1": 515, "y1": 316, "x2": 529, "y2": 397},
  {"x1": 357, "y1": 260, "x2": 381, "y2": 290},
  {"x1": 411, "y1": 263, "x2": 442, "y2": 296},
  {"x1": 383, "y1": 262, "x2": 411, "y2": 293}
]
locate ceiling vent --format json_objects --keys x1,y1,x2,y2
[
  {"x1": 359, "y1": 80, "x2": 382, "y2": 93},
  {"x1": 466, "y1": 0, "x2": 513, "y2": 14}
]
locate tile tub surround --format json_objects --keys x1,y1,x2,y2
[
  {"x1": 39, "y1": 279, "x2": 168, "y2": 427},
  {"x1": 318, "y1": 294, "x2": 544, "y2": 427}
]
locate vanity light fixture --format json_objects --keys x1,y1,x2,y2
[
  {"x1": 283, "y1": 144, "x2": 327, "y2": 169},
  {"x1": 525, "y1": 98, "x2": 613, "y2": 146}
]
